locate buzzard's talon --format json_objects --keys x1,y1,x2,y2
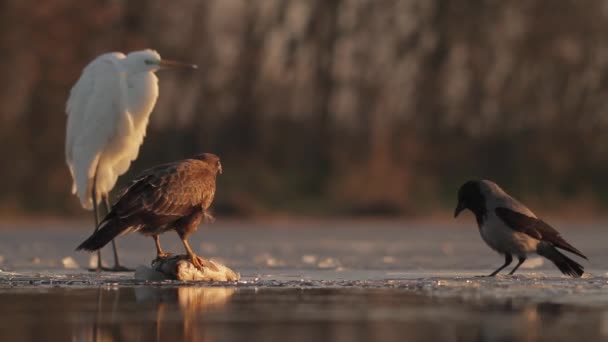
[
  {"x1": 188, "y1": 254, "x2": 220, "y2": 272},
  {"x1": 190, "y1": 255, "x2": 206, "y2": 271},
  {"x1": 199, "y1": 256, "x2": 220, "y2": 272}
]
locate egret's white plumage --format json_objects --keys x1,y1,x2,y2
[{"x1": 66, "y1": 49, "x2": 195, "y2": 210}]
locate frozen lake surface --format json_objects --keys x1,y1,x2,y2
[{"x1": 1, "y1": 220, "x2": 607, "y2": 341}]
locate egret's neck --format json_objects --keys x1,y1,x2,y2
[{"x1": 125, "y1": 72, "x2": 159, "y2": 123}]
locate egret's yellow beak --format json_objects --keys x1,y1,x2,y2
[{"x1": 159, "y1": 59, "x2": 198, "y2": 70}]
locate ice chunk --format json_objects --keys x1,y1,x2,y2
[
  {"x1": 61, "y1": 257, "x2": 79, "y2": 269},
  {"x1": 255, "y1": 253, "x2": 285, "y2": 267},
  {"x1": 521, "y1": 257, "x2": 544, "y2": 269},
  {"x1": 134, "y1": 265, "x2": 168, "y2": 281},
  {"x1": 317, "y1": 257, "x2": 340, "y2": 269},
  {"x1": 383, "y1": 256, "x2": 396, "y2": 264},
  {"x1": 302, "y1": 255, "x2": 317, "y2": 264}
]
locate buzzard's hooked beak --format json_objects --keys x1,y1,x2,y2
[{"x1": 454, "y1": 202, "x2": 466, "y2": 218}]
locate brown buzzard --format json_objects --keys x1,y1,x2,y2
[{"x1": 77, "y1": 153, "x2": 222, "y2": 270}]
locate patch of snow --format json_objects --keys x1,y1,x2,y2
[
  {"x1": 317, "y1": 257, "x2": 340, "y2": 269},
  {"x1": 521, "y1": 257, "x2": 544, "y2": 269},
  {"x1": 383, "y1": 256, "x2": 396, "y2": 264},
  {"x1": 302, "y1": 255, "x2": 317, "y2": 264},
  {"x1": 255, "y1": 253, "x2": 285, "y2": 267}
]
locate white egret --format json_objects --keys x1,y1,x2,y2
[{"x1": 65, "y1": 49, "x2": 197, "y2": 271}]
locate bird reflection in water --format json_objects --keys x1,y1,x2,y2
[
  {"x1": 476, "y1": 301, "x2": 568, "y2": 342},
  {"x1": 148, "y1": 286, "x2": 236, "y2": 341},
  {"x1": 1, "y1": 287, "x2": 603, "y2": 341},
  {"x1": 81, "y1": 286, "x2": 235, "y2": 342}
]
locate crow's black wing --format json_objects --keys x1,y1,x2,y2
[{"x1": 495, "y1": 207, "x2": 587, "y2": 259}]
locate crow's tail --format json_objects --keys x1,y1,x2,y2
[{"x1": 538, "y1": 243, "x2": 584, "y2": 278}]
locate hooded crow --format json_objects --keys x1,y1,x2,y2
[{"x1": 454, "y1": 180, "x2": 587, "y2": 277}]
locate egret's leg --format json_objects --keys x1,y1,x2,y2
[
  {"x1": 103, "y1": 196, "x2": 119, "y2": 266},
  {"x1": 103, "y1": 196, "x2": 132, "y2": 272},
  {"x1": 489, "y1": 254, "x2": 513, "y2": 276},
  {"x1": 91, "y1": 185, "x2": 102, "y2": 271}
]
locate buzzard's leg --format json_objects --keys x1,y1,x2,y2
[
  {"x1": 103, "y1": 196, "x2": 132, "y2": 272},
  {"x1": 177, "y1": 210, "x2": 219, "y2": 271},
  {"x1": 88, "y1": 184, "x2": 103, "y2": 272},
  {"x1": 508, "y1": 257, "x2": 526, "y2": 275},
  {"x1": 153, "y1": 235, "x2": 171, "y2": 259},
  {"x1": 489, "y1": 254, "x2": 513, "y2": 276},
  {"x1": 181, "y1": 238, "x2": 212, "y2": 271}
]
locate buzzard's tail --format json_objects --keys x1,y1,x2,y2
[
  {"x1": 76, "y1": 214, "x2": 133, "y2": 252},
  {"x1": 538, "y1": 243, "x2": 584, "y2": 278}
]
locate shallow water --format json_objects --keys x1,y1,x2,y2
[
  {"x1": 0, "y1": 221, "x2": 607, "y2": 341},
  {"x1": 3, "y1": 285, "x2": 607, "y2": 342}
]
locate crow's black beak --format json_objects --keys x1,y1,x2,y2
[{"x1": 454, "y1": 202, "x2": 465, "y2": 218}]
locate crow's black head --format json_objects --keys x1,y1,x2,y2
[{"x1": 455, "y1": 180, "x2": 486, "y2": 224}]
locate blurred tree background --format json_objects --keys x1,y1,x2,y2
[{"x1": 2, "y1": 0, "x2": 608, "y2": 218}]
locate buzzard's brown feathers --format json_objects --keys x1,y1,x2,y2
[
  {"x1": 116, "y1": 159, "x2": 217, "y2": 219},
  {"x1": 77, "y1": 153, "x2": 221, "y2": 251}
]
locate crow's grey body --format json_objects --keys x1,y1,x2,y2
[{"x1": 476, "y1": 181, "x2": 539, "y2": 257}]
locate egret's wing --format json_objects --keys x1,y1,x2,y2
[
  {"x1": 110, "y1": 72, "x2": 159, "y2": 178},
  {"x1": 65, "y1": 52, "x2": 131, "y2": 209}
]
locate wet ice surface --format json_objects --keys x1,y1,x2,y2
[{"x1": 1, "y1": 221, "x2": 608, "y2": 341}]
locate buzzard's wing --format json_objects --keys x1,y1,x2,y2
[
  {"x1": 111, "y1": 159, "x2": 217, "y2": 221},
  {"x1": 495, "y1": 207, "x2": 587, "y2": 259}
]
